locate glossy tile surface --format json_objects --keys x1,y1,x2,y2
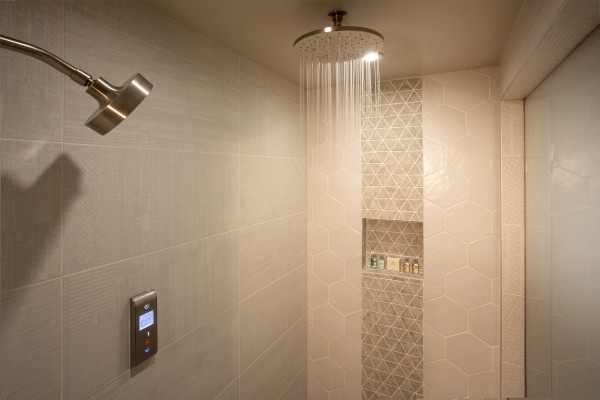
[
  {"x1": 422, "y1": 68, "x2": 501, "y2": 398},
  {"x1": 525, "y1": 26, "x2": 600, "y2": 397}
]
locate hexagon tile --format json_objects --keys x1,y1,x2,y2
[
  {"x1": 308, "y1": 102, "x2": 363, "y2": 399},
  {"x1": 422, "y1": 67, "x2": 501, "y2": 398}
]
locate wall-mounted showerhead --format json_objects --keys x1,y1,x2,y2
[
  {"x1": 0, "y1": 34, "x2": 152, "y2": 135},
  {"x1": 293, "y1": 10, "x2": 384, "y2": 63}
]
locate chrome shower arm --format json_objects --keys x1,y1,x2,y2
[{"x1": 0, "y1": 34, "x2": 92, "y2": 86}]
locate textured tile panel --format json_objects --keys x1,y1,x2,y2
[
  {"x1": 364, "y1": 219, "x2": 424, "y2": 270},
  {"x1": 0, "y1": 280, "x2": 61, "y2": 399},
  {"x1": 362, "y1": 78, "x2": 423, "y2": 222},
  {"x1": 1, "y1": 141, "x2": 63, "y2": 290},
  {"x1": 362, "y1": 272, "x2": 424, "y2": 400}
]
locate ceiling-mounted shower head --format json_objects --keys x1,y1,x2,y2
[
  {"x1": 0, "y1": 34, "x2": 152, "y2": 135},
  {"x1": 293, "y1": 10, "x2": 384, "y2": 63}
]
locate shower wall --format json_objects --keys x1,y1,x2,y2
[
  {"x1": 0, "y1": 2, "x2": 307, "y2": 399},
  {"x1": 422, "y1": 68, "x2": 501, "y2": 398},
  {"x1": 524, "y1": 25, "x2": 600, "y2": 397}
]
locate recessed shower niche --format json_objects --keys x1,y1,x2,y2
[{"x1": 361, "y1": 78, "x2": 424, "y2": 400}]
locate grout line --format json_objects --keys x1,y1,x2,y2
[
  {"x1": 236, "y1": 66, "x2": 242, "y2": 389},
  {"x1": 60, "y1": 1, "x2": 66, "y2": 398},
  {"x1": 0, "y1": 136, "x2": 309, "y2": 162},
  {"x1": 238, "y1": 262, "x2": 306, "y2": 305},
  {"x1": 239, "y1": 311, "x2": 307, "y2": 376},
  {"x1": 275, "y1": 362, "x2": 307, "y2": 400},
  {"x1": 1, "y1": 209, "x2": 308, "y2": 295}
]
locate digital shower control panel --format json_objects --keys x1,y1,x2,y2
[{"x1": 130, "y1": 290, "x2": 157, "y2": 367}]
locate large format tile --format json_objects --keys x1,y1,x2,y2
[
  {"x1": 63, "y1": 144, "x2": 142, "y2": 274},
  {"x1": 239, "y1": 156, "x2": 306, "y2": 227},
  {"x1": 85, "y1": 306, "x2": 240, "y2": 400},
  {"x1": 279, "y1": 366, "x2": 308, "y2": 400},
  {"x1": 240, "y1": 58, "x2": 299, "y2": 104},
  {"x1": 62, "y1": 257, "x2": 152, "y2": 400},
  {"x1": 141, "y1": 149, "x2": 175, "y2": 253},
  {"x1": 240, "y1": 316, "x2": 307, "y2": 400},
  {"x1": 145, "y1": 241, "x2": 204, "y2": 349},
  {"x1": 0, "y1": 1, "x2": 63, "y2": 141},
  {"x1": 0, "y1": 280, "x2": 61, "y2": 399},
  {"x1": 201, "y1": 231, "x2": 239, "y2": 323},
  {"x1": 238, "y1": 212, "x2": 306, "y2": 299},
  {"x1": 1, "y1": 141, "x2": 64, "y2": 290},
  {"x1": 173, "y1": 151, "x2": 208, "y2": 244},
  {"x1": 191, "y1": 73, "x2": 240, "y2": 155},
  {"x1": 240, "y1": 265, "x2": 307, "y2": 370},
  {"x1": 240, "y1": 84, "x2": 304, "y2": 158},
  {"x1": 64, "y1": 14, "x2": 197, "y2": 150},
  {"x1": 208, "y1": 154, "x2": 239, "y2": 235}
]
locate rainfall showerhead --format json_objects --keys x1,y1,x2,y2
[
  {"x1": 0, "y1": 34, "x2": 152, "y2": 135},
  {"x1": 293, "y1": 10, "x2": 384, "y2": 63}
]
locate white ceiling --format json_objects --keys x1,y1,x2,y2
[{"x1": 145, "y1": 0, "x2": 524, "y2": 83}]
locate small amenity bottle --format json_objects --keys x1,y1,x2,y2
[
  {"x1": 403, "y1": 258, "x2": 411, "y2": 273},
  {"x1": 411, "y1": 259, "x2": 420, "y2": 274}
]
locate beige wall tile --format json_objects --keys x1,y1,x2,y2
[
  {"x1": 239, "y1": 156, "x2": 306, "y2": 227},
  {"x1": 240, "y1": 265, "x2": 306, "y2": 371},
  {"x1": 214, "y1": 379, "x2": 240, "y2": 400},
  {"x1": 63, "y1": 144, "x2": 142, "y2": 274},
  {"x1": 240, "y1": 58, "x2": 299, "y2": 104},
  {"x1": 208, "y1": 154, "x2": 239, "y2": 235},
  {"x1": 240, "y1": 316, "x2": 307, "y2": 400},
  {"x1": 0, "y1": 1, "x2": 63, "y2": 141},
  {"x1": 64, "y1": 15, "x2": 197, "y2": 150},
  {"x1": 141, "y1": 149, "x2": 175, "y2": 252},
  {"x1": 239, "y1": 213, "x2": 306, "y2": 299},
  {"x1": 85, "y1": 306, "x2": 240, "y2": 400},
  {"x1": 2, "y1": 1, "x2": 306, "y2": 399},
  {"x1": 202, "y1": 231, "x2": 239, "y2": 323},
  {"x1": 423, "y1": 69, "x2": 501, "y2": 398},
  {"x1": 1, "y1": 141, "x2": 63, "y2": 290},
  {"x1": 62, "y1": 257, "x2": 150, "y2": 400},
  {"x1": 241, "y1": 84, "x2": 304, "y2": 158},
  {"x1": 149, "y1": 241, "x2": 204, "y2": 348},
  {"x1": 0, "y1": 280, "x2": 61, "y2": 399},
  {"x1": 279, "y1": 366, "x2": 307, "y2": 400}
]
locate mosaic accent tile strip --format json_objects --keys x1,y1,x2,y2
[
  {"x1": 364, "y1": 219, "x2": 423, "y2": 269},
  {"x1": 362, "y1": 78, "x2": 423, "y2": 222},
  {"x1": 362, "y1": 272, "x2": 424, "y2": 400}
]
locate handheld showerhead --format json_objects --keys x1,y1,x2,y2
[{"x1": 0, "y1": 34, "x2": 152, "y2": 135}]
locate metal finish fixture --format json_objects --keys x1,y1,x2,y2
[
  {"x1": 0, "y1": 34, "x2": 152, "y2": 135},
  {"x1": 293, "y1": 10, "x2": 384, "y2": 62}
]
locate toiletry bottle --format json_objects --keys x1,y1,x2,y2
[
  {"x1": 371, "y1": 254, "x2": 378, "y2": 268},
  {"x1": 403, "y1": 258, "x2": 411, "y2": 273},
  {"x1": 412, "y1": 258, "x2": 420, "y2": 274},
  {"x1": 377, "y1": 255, "x2": 385, "y2": 269}
]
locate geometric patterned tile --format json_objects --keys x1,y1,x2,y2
[
  {"x1": 362, "y1": 78, "x2": 423, "y2": 222},
  {"x1": 364, "y1": 219, "x2": 424, "y2": 270},
  {"x1": 363, "y1": 272, "x2": 423, "y2": 400}
]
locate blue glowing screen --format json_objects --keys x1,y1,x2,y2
[{"x1": 139, "y1": 310, "x2": 154, "y2": 331}]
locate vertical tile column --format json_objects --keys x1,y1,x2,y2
[
  {"x1": 422, "y1": 68, "x2": 501, "y2": 398},
  {"x1": 500, "y1": 100, "x2": 525, "y2": 396},
  {"x1": 307, "y1": 98, "x2": 363, "y2": 398},
  {"x1": 362, "y1": 78, "x2": 423, "y2": 222},
  {"x1": 362, "y1": 273, "x2": 424, "y2": 399}
]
